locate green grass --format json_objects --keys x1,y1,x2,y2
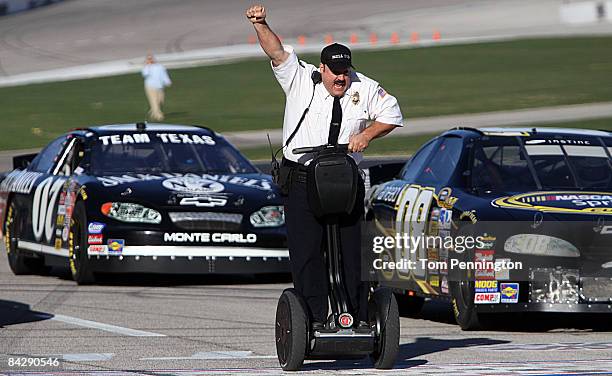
[
  {"x1": 242, "y1": 117, "x2": 612, "y2": 160},
  {"x1": 2, "y1": 36, "x2": 612, "y2": 150}
]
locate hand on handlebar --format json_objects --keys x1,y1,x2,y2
[{"x1": 348, "y1": 133, "x2": 370, "y2": 153}]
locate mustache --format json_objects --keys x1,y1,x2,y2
[{"x1": 333, "y1": 79, "x2": 346, "y2": 85}]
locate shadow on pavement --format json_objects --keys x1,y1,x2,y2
[
  {"x1": 302, "y1": 336, "x2": 508, "y2": 371},
  {"x1": 0, "y1": 299, "x2": 52, "y2": 328}
]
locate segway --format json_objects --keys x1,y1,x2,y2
[{"x1": 275, "y1": 144, "x2": 399, "y2": 371}]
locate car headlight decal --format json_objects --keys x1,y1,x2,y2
[
  {"x1": 504, "y1": 234, "x2": 579, "y2": 258},
  {"x1": 101, "y1": 202, "x2": 162, "y2": 224},
  {"x1": 250, "y1": 206, "x2": 285, "y2": 228}
]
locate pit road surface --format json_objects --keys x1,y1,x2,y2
[{"x1": 1, "y1": 252, "x2": 611, "y2": 375}]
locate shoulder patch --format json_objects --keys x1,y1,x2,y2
[{"x1": 378, "y1": 87, "x2": 387, "y2": 98}]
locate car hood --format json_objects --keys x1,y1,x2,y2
[
  {"x1": 464, "y1": 190, "x2": 612, "y2": 222},
  {"x1": 82, "y1": 172, "x2": 281, "y2": 209}
]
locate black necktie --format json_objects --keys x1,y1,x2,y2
[{"x1": 328, "y1": 96, "x2": 342, "y2": 145}]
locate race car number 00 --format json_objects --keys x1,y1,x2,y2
[
  {"x1": 32, "y1": 177, "x2": 66, "y2": 242},
  {"x1": 394, "y1": 185, "x2": 434, "y2": 278}
]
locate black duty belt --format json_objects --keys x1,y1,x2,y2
[{"x1": 282, "y1": 158, "x2": 308, "y2": 184}]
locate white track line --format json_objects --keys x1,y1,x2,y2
[{"x1": 46, "y1": 314, "x2": 166, "y2": 337}]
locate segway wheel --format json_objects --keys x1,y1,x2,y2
[
  {"x1": 370, "y1": 291, "x2": 400, "y2": 369},
  {"x1": 275, "y1": 288, "x2": 308, "y2": 371}
]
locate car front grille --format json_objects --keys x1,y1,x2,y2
[{"x1": 169, "y1": 212, "x2": 243, "y2": 231}]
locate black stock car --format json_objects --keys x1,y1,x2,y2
[
  {"x1": 365, "y1": 127, "x2": 612, "y2": 329},
  {"x1": 1, "y1": 123, "x2": 288, "y2": 284}
]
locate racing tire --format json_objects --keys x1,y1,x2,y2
[
  {"x1": 450, "y1": 280, "x2": 481, "y2": 330},
  {"x1": 394, "y1": 293, "x2": 424, "y2": 317},
  {"x1": 5, "y1": 201, "x2": 45, "y2": 275},
  {"x1": 275, "y1": 288, "x2": 308, "y2": 371},
  {"x1": 69, "y1": 202, "x2": 95, "y2": 285},
  {"x1": 370, "y1": 289, "x2": 400, "y2": 369}
]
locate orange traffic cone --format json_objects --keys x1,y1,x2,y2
[
  {"x1": 369, "y1": 32, "x2": 378, "y2": 45},
  {"x1": 390, "y1": 32, "x2": 400, "y2": 44}
]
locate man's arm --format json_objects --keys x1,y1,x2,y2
[
  {"x1": 246, "y1": 4, "x2": 288, "y2": 66},
  {"x1": 348, "y1": 122, "x2": 398, "y2": 153}
]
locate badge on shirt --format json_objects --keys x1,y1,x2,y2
[
  {"x1": 351, "y1": 91, "x2": 360, "y2": 105},
  {"x1": 378, "y1": 87, "x2": 387, "y2": 98}
]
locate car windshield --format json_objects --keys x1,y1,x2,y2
[
  {"x1": 471, "y1": 134, "x2": 612, "y2": 192},
  {"x1": 89, "y1": 132, "x2": 257, "y2": 175}
]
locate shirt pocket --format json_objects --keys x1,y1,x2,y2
[{"x1": 344, "y1": 105, "x2": 369, "y2": 132}]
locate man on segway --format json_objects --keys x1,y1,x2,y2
[{"x1": 246, "y1": 4, "x2": 404, "y2": 370}]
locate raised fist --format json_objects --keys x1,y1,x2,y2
[{"x1": 246, "y1": 4, "x2": 266, "y2": 24}]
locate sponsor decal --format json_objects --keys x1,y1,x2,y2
[
  {"x1": 493, "y1": 191, "x2": 612, "y2": 215},
  {"x1": 163, "y1": 176, "x2": 225, "y2": 194},
  {"x1": 156, "y1": 133, "x2": 215, "y2": 145},
  {"x1": 441, "y1": 276, "x2": 449, "y2": 294},
  {"x1": 437, "y1": 187, "x2": 458, "y2": 209},
  {"x1": 164, "y1": 232, "x2": 257, "y2": 244},
  {"x1": 32, "y1": 177, "x2": 67, "y2": 242},
  {"x1": 107, "y1": 239, "x2": 124, "y2": 254},
  {"x1": 88, "y1": 245, "x2": 108, "y2": 255},
  {"x1": 474, "y1": 292, "x2": 500, "y2": 304},
  {"x1": 88, "y1": 234, "x2": 103, "y2": 245},
  {"x1": 0, "y1": 170, "x2": 43, "y2": 194},
  {"x1": 438, "y1": 208, "x2": 452, "y2": 231},
  {"x1": 98, "y1": 133, "x2": 216, "y2": 146},
  {"x1": 495, "y1": 258, "x2": 511, "y2": 280},
  {"x1": 88, "y1": 222, "x2": 106, "y2": 234},
  {"x1": 98, "y1": 173, "x2": 272, "y2": 191},
  {"x1": 375, "y1": 184, "x2": 403, "y2": 203},
  {"x1": 179, "y1": 196, "x2": 227, "y2": 207},
  {"x1": 55, "y1": 238, "x2": 62, "y2": 250},
  {"x1": 79, "y1": 187, "x2": 88, "y2": 201},
  {"x1": 459, "y1": 210, "x2": 477, "y2": 224},
  {"x1": 525, "y1": 139, "x2": 591, "y2": 145},
  {"x1": 429, "y1": 275, "x2": 440, "y2": 287},
  {"x1": 475, "y1": 250, "x2": 495, "y2": 280},
  {"x1": 98, "y1": 133, "x2": 150, "y2": 145},
  {"x1": 500, "y1": 283, "x2": 519, "y2": 303},
  {"x1": 61, "y1": 227, "x2": 69, "y2": 242},
  {"x1": 476, "y1": 235, "x2": 496, "y2": 250},
  {"x1": 596, "y1": 222, "x2": 612, "y2": 234},
  {"x1": 475, "y1": 280, "x2": 498, "y2": 293}
]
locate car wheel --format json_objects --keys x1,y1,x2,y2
[
  {"x1": 69, "y1": 202, "x2": 95, "y2": 285},
  {"x1": 450, "y1": 279, "x2": 481, "y2": 330},
  {"x1": 4, "y1": 201, "x2": 45, "y2": 275}
]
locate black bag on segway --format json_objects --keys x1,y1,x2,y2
[{"x1": 306, "y1": 150, "x2": 358, "y2": 218}]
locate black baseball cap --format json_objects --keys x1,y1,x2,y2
[{"x1": 320, "y1": 43, "x2": 354, "y2": 72}]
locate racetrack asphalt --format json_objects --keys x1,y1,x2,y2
[{"x1": 1, "y1": 253, "x2": 611, "y2": 375}]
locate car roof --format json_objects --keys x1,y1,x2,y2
[
  {"x1": 480, "y1": 127, "x2": 611, "y2": 137},
  {"x1": 86, "y1": 123, "x2": 215, "y2": 135},
  {"x1": 441, "y1": 127, "x2": 611, "y2": 138}
]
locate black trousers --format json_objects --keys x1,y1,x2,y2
[{"x1": 283, "y1": 164, "x2": 368, "y2": 323}]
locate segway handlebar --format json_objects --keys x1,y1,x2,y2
[{"x1": 292, "y1": 144, "x2": 349, "y2": 155}]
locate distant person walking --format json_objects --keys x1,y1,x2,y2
[{"x1": 142, "y1": 53, "x2": 171, "y2": 121}]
